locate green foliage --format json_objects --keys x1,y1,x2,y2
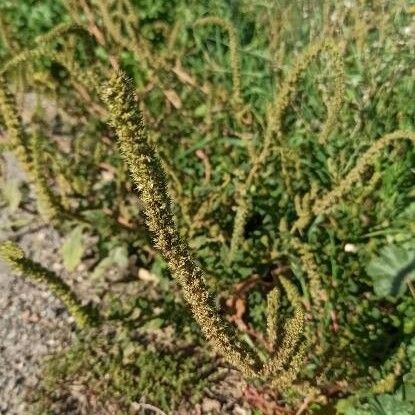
[
  {"x1": 61, "y1": 224, "x2": 86, "y2": 272},
  {"x1": 337, "y1": 394, "x2": 414, "y2": 415},
  {"x1": 366, "y1": 243, "x2": 415, "y2": 298},
  {"x1": 336, "y1": 339, "x2": 415, "y2": 415},
  {"x1": 34, "y1": 326, "x2": 216, "y2": 412},
  {"x1": 0, "y1": 0, "x2": 66, "y2": 59},
  {"x1": 91, "y1": 244, "x2": 129, "y2": 279},
  {"x1": 0, "y1": 0, "x2": 414, "y2": 412}
]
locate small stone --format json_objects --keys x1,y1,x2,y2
[
  {"x1": 202, "y1": 398, "x2": 221, "y2": 413},
  {"x1": 344, "y1": 243, "x2": 358, "y2": 253},
  {"x1": 129, "y1": 402, "x2": 141, "y2": 414},
  {"x1": 233, "y1": 405, "x2": 249, "y2": 415}
]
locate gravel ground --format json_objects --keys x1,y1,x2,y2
[
  {"x1": 0, "y1": 151, "x2": 76, "y2": 414},
  {"x1": 0, "y1": 153, "x2": 253, "y2": 414},
  {"x1": 0, "y1": 219, "x2": 252, "y2": 415},
  {"x1": 0, "y1": 261, "x2": 74, "y2": 415},
  {"x1": 0, "y1": 223, "x2": 76, "y2": 415}
]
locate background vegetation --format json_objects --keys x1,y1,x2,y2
[{"x1": 0, "y1": 0, "x2": 414, "y2": 413}]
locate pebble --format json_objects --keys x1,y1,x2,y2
[
  {"x1": 0, "y1": 268, "x2": 74, "y2": 414},
  {"x1": 0, "y1": 198, "x2": 75, "y2": 414}
]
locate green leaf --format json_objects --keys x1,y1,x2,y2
[
  {"x1": 402, "y1": 372, "x2": 415, "y2": 403},
  {"x1": 80, "y1": 210, "x2": 113, "y2": 238},
  {"x1": 366, "y1": 244, "x2": 415, "y2": 298},
  {"x1": 371, "y1": 394, "x2": 413, "y2": 415},
  {"x1": 336, "y1": 392, "x2": 415, "y2": 415},
  {"x1": 194, "y1": 104, "x2": 207, "y2": 117},
  {"x1": 61, "y1": 225, "x2": 85, "y2": 272},
  {"x1": 91, "y1": 245, "x2": 129, "y2": 280},
  {"x1": 143, "y1": 317, "x2": 164, "y2": 330}
]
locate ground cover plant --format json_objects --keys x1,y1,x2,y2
[{"x1": 0, "y1": 0, "x2": 414, "y2": 413}]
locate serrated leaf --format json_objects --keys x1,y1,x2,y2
[
  {"x1": 61, "y1": 225, "x2": 85, "y2": 272},
  {"x1": 366, "y1": 244, "x2": 415, "y2": 298}
]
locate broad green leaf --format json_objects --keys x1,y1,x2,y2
[
  {"x1": 366, "y1": 244, "x2": 415, "y2": 298},
  {"x1": 336, "y1": 393, "x2": 415, "y2": 415},
  {"x1": 372, "y1": 394, "x2": 414, "y2": 415},
  {"x1": 61, "y1": 225, "x2": 85, "y2": 272}
]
